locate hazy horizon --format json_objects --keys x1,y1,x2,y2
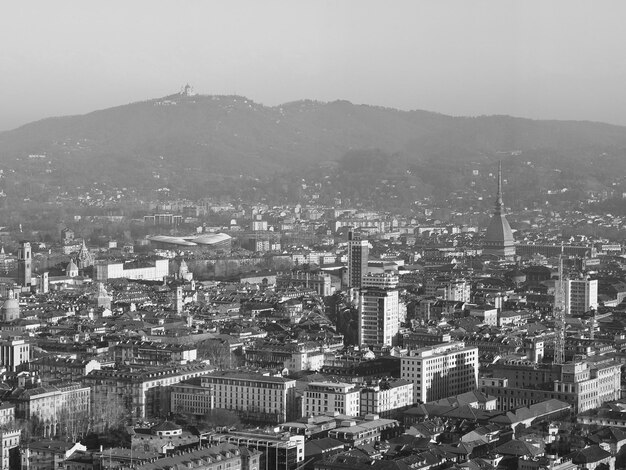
[{"x1": 3, "y1": 0, "x2": 626, "y2": 131}]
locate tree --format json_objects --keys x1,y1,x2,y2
[
  {"x1": 90, "y1": 390, "x2": 129, "y2": 434},
  {"x1": 199, "y1": 409, "x2": 240, "y2": 429}
]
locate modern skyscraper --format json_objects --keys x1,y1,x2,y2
[
  {"x1": 565, "y1": 278, "x2": 598, "y2": 316},
  {"x1": 347, "y1": 229, "x2": 368, "y2": 288},
  {"x1": 358, "y1": 287, "x2": 399, "y2": 347},
  {"x1": 483, "y1": 162, "x2": 515, "y2": 260},
  {"x1": 17, "y1": 242, "x2": 31, "y2": 287}
]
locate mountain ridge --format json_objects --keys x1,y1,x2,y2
[{"x1": 1, "y1": 93, "x2": 626, "y2": 202}]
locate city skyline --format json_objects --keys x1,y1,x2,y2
[{"x1": 2, "y1": 0, "x2": 626, "y2": 131}]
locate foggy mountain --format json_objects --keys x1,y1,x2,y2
[{"x1": 1, "y1": 93, "x2": 626, "y2": 202}]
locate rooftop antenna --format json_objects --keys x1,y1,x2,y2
[{"x1": 553, "y1": 243, "x2": 566, "y2": 365}]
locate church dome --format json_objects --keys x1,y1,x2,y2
[{"x1": 1, "y1": 298, "x2": 20, "y2": 322}]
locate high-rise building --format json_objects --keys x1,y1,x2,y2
[
  {"x1": 359, "y1": 287, "x2": 399, "y2": 347},
  {"x1": 401, "y1": 342, "x2": 478, "y2": 403},
  {"x1": 483, "y1": 162, "x2": 515, "y2": 260},
  {"x1": 17, "y1": 242, "x2": 31, "y2": 287},
  {"x1": 347, "y1": 230, "x2": 368, "y2": 288},
  {"x1": 565, "y1": 278, "x2": 598, "y2": 316}
]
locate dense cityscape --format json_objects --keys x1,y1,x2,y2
[{"x1": 0, "y1": 146, "x2": 622, "y2": 470}]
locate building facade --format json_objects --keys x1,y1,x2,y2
[
  {"x1": 358, "y1": 288, "x2": 399, "y2": 348},
  {"x1": 401, "y1": 342, "x2": 479, "y2": 403},
  {"x1": 359, "y1": 380, "x2": 414, "y2": 417},
  {"x1": 347, "y1": 230, "x2": 368, "y2": 289},
  {"x1": 83, "y1": 363, "x2": 213, "y2": 419},
  {"x1": 565, "y1": 278, "x2": 598, "y2": 315},
  {"x1": 200, "y1": 372, "x2": 298, "y2": 423},
  {"x1": 303, "y1": 382, "x2": 360, "y2": 417}
]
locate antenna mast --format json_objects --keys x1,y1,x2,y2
[{"x1": 553, "y1": 249, "x2": 566, "y2": 364}]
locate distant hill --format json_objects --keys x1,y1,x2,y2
[{"x1": 1, "y1": 93, "x2": 626, "y2": 202}]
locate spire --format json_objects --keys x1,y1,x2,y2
[{"x1": 495, "y1": 161, "x2": 503, "y2": 213}]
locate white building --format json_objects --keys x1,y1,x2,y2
[
  {"x1": 94, "y1": 258, "x2": 169, "y2": 282},
  {"x1": 362, "y1": 272, "x2": 399, "y2": 289},
  {"x1": 303, "y1": 382, "x2": 360, "y2": 417},
  {"x1": 469, "y1": 306, "x2": 498, "y2": 326},
  {"x1": 359, "y1": 287, "x2": 399, "y2": 347},
  {"x1": 360, "y1": 380, "x2": 414, "y2": 417},
  {"x1": 401, "y1": 342, "x2": 479, "y2": 403},
  {"x1": 565, "y1": 278, "x2": 598, "y2": 316},
  {"x1": 201, "y1": 372, "x2": 297, "y2": 423}
]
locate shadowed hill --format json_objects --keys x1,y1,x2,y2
[{"x1": 1, "y1": 93, "x2": 626, "y2": 199}]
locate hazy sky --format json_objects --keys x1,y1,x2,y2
[{"x1": 2, "y1": 0, "x2": 626, "y2": 131}]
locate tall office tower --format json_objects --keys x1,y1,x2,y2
[
  {"x1": 17, "y1": 242, "x2": 31, "y2": 287},
  {"x1": 483, "y1": 162, "x2": 516, "y2": 260},
  {"x1": 401, "y1": 342, "x2": 479, "y2": 404},
  {"x1": 565, "y1": 278, "x2": 598, "y2": 316},
  {"x1": 359, "y1": 287, "x2": 399, "y2": 347},
  {"x1": 347, "y1": 229, "x2": 368, "y2": 288}
]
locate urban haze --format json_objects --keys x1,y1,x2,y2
[{"x1": 1, "y1": 2, "x2": 626, "y2": 470}]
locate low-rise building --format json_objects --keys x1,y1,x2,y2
[
  {"x1": 113, "y1": 339, "x2": 197, "y2": 365},
  {"x1": 206, "y1": 430, "x2": 304, "y2": 470}
]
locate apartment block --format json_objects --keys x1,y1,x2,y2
[
  {"x1": 401, "y1": 342, "x2": 479, "y2": 403},
  {"x1": 201, "y1": 371, "x2": 297, "y2": 423},
  {"x1": 360, "y1": 379, "x2": 414, "y2": 417},
  {"x1": 83, "y1": 363, "x2": 212, "y2": 419},
  {"x1": 303, "y1": 382, "x2": 360, "y2": 418}
]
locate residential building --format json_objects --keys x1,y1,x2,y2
[
  {"x1": 9, "y1": 383, "x2": 90, "y2": 437},
  {"x1": 0, "y1": 430, "x2": 19, "y2": 470},
  {"x1": 277, "y1": 273, "x2": 333, "y2": 297},
  {"x1": 83, "y1": 363, "x2": 212, "y2": 419},
  {"x1": 112, "y1": 340, "x2": 197, "y2": 365},
  {"x1": 359, "y1": 379, "x2": 414, "y2": 417},
  {"x1": 170, "y1": 377, "x2": 215, "y2": 416},
  {"x1": 565, "y1": 278, "x2": 598, "y2": 315},
  {"x1": 401, "y1": 342, "x2": 479, "y2": 403},
  {"x1": 28, "y1": 357, "x2": 100, "y2": 384},
  {"x1": 21, "y1": 440, "x2": 86, "y2": 470},
  {"x1": 358, "y1": 287, "x2": 399, "y2": 348},
  {"x1": 303, "y1": 382, "x2": 360, "y2": 418},
  {"x1": 480, "y1": 359, "x2": 621, "y2": 413},
  {"x1": 131, "y1": 442, "x2": 261, "y2": 470},
  {"x1": 469, "y1": 305, "x2": 499, "y2": 326},
  {"x1": 201, "y1": 371, "x2": 298, "y2": 423}
]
